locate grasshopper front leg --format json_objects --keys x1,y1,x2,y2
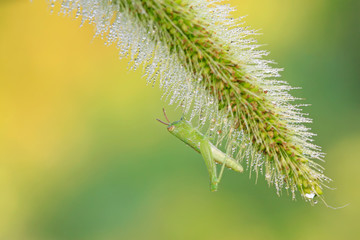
[{"x1": 200, "y1": 139, "x2": 219, "y2": 192}]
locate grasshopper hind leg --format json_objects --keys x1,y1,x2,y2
[
  {"x1": 200, "y1": 139, "x2": 219, "y2": 192},
  {"x1": 210, "y1": 179, "x2": 219, "y2": 192}
]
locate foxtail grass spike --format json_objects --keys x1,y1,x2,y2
[{"x1": 48, "y1": 0, "x2": 332, "y2": 204}]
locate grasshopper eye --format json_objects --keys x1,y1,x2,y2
[{"x1": 168, "y1": 126, "x2": 175, "y2": 132}]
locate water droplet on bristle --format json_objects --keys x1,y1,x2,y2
[{"x1": 305, "y1": 193, "x2": 315, "y2": 199}]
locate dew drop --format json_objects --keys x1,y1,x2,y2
[
  {"x1": 265, "y1": 173, "x2": 271, "y2": 181},
  {"x1": 304, "y1": 192, "x2": 315, "y2": 200}
]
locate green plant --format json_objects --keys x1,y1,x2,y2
[{"x1": 48, "y1": 0, "x2": 331, "y2": 205}]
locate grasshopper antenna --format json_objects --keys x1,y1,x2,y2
[
  {"x1": 162, "y1": 108, "x2": 170, "y2": 123},
  {"x1": 156, "y1": 118, "x2": 169, "y2": 125},
  {"x1": 156, "y1": 108, "x2": 170, "y2": 125}
]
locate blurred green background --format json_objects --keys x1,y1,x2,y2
[{"x1": 0, "y1": 0, "x2": 359, "y2": 239}]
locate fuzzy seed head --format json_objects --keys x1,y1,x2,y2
[{"x1": 50, "y1": 0, "x2": 331, "y2": 203}]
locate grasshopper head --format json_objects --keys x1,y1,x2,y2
[
  {"x1": 166, "y1": 118, "x2": 189, "y2": 134},
  {"x1": 167, "y1": 118, "x2": 183, "y2": 133}
]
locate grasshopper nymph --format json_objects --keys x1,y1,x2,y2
[{"x1": 157, "y1": 109, "x2": 243, "y2": 192}]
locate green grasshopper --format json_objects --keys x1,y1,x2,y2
[{"x1": 157, "y1": 109, "x2": 243, "y2": 192}]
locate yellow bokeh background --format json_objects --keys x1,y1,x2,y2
[{"x1": 1, "y1": 1, "x2": 359, "y2": 239}]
